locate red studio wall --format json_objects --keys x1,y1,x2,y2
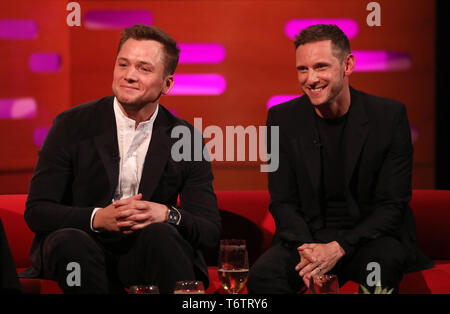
[{"x1": 0, "y1": 0, "x2": 435, "y2": 194}]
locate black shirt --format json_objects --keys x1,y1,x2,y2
[{"x1": 315, "y1": 111, "x2": 353, "y2": 229}]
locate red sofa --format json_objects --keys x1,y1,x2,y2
[{"x1": 1, "y1": 190, "x2": 449, "y2": 294}]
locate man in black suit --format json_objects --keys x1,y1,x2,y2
[
  {"x1": 247, "y1": 24, "x2": 432, "y2": 294},
  {"x1": 23, "y1": 24, "x2": 221, "y2": 294}
]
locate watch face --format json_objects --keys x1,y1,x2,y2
[{"x1": 168, "y1": 207, "x2": 180, "y2": 225}]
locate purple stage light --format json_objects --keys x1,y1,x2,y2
[
  {"x1": 33, "y1": 127, "x2": 50, "y2": 147},
  {"x1": 29, "y1": 53, "x2": 61, "y2": 72},
  {"x1": 285, "y1": 19, "x2": 359, "y2": 39},
  {"x1": 0, "y1": 98, "x2": 37, "y2": 119},
  {"x1": 170, "y1": 74, "x2": 226, "y2": 95},
  {"x1": 353, "y1": 51, "x2": 411, "y2": 72},
  {"x1": 0, "y1": 19, "x2": 38, "y2": 39},
  {"x1": 266, "y1": 94, "x2": 302, "y2": 109},
  {"x1": 84, "y1": 10, "x2": 153, "y2": 29},
  {"x1": 178, "y1": 43, "x2": 226, "y2": 64},
  {"x1": 167, "y1": 108, "x2": 178, "y2": 117}
]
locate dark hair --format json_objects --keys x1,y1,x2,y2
[
  {"x1": 118, "y1": 24, "x2": 180, "y2": 76},
  {"x1": 294, "y1": 24, "x2": 351, "y2": 61}
]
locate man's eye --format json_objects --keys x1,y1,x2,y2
[
  {"x1": 118, "y1": 63, "x2": 127, "y2": 67},
  {"x1": 142, "y1": 68, "x2": 150, "y2": 72}
]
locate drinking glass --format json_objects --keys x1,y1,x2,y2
[
  {"x1": 128, "y1": 285, "x2": 160, "y2": 294},
  {"x1": 309, "y1": 274, "x2": 339, "y2": 294},
  {"x1": 173, "y1": 281, "x2": 205, "y2": 294},
  {"x1": 218, "y1": 239, "x2": 249, "y2": 294}
]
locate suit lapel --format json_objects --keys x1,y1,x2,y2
[
  {"x1": 295, "y1": 88, "x2": 369, "y2": 195},
  {"x1": 343, "y1": 88, "x2": 369, "y2": 186},
  {"x1": 93, "y1": 97, "x2": 120, "y2": 196},
  {"x1": 138, "y1": 106, "x2": 172, "y2": 200}
]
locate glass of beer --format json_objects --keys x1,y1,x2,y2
[
  {"x1": 309, "y1": 274, "x2": 339, "y2": 294},
  {"x1": 218, "y1": 239, "x2": 249, "y2": 294},
  {"x1": 173, "y1": 281, "x2": 205, "y2": 294}
]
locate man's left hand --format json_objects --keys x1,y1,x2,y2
[
  {"x1": 297, "y1": 241, "x2": 345, "y2": 286},
  {"x1": 113, "y1": 197, "x2": 169, "y2": 234}
]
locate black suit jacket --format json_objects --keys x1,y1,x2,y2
[
  {"x1": 266, "y1": 87, "x2": 432, "y2": 273},
  {"x1": 23, "y1": 96, "x2": 221, "y2": 282}
]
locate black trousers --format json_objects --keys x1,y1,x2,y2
[
  {"x1": 41, "y1": 223, "x2": 196, "y2": 294},
  {"x1": 247, "y1": 236, "x2": 407, "y2": 294}
]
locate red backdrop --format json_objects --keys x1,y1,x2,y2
[{"x1": 0, "y1": 0, "x2": 435, "y2": 193}]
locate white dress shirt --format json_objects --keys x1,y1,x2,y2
[{"x1": 90, "y1": 97, "x2": 158, "y2": 231}]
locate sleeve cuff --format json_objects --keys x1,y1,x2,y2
[
  {"x1": 90, "y1": 208, "x2": 101, "y2": 233},
  {"x1": 335, "y1": 237, "x2": 355, "y2": 258}
]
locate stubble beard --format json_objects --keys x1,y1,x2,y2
[
  {"x1": 315, "y1": 79, "x2": 345, "y2": 108},
  {"x1": 113, "y1": 85, "x2": 162, "y2": 112}
]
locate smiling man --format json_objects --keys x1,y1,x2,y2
[
  {"x1": 247, "y1": 24, "x2": 432, "y2": 294},
  {"x1": 22, "y1": 25, "x2": 221, "y2": 294}
]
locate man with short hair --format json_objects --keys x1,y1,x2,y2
[
  {"x1": 247, "y1": 24, "x2": 432, "y2": 294},
  {"x1": 23, "y1": 24, "x2": 221, "y2": 294}
]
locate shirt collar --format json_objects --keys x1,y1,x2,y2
[{"x1": 113, "y1": 97, "x2": 159, "y2": 131}]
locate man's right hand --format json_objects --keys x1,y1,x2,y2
[
  {"x1": 92, "y1": 194, "x2": 142, "y2": 232},
  {"x1": 295, "y1": 242, "x2": 345, "y2": 287},
  {"x1": 294, "y1": 247, "x2": 316, "y2": 287}
]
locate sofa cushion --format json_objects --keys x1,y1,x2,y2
[
  {"x1": 400, "y1": 260, "x2": 450, "y2": 294},
  {"x1": 1, "y1": 191, "x2": 450, "y2": 294},
  {"x1": 410, "y1": 190, "x2": 450, "y2": 259},
  {"x1": 15, "y1": 267, "x2": 62, "y2": 294},
  {"x1": 203, "y1": 209, "x2": 263, "y2": 267}
]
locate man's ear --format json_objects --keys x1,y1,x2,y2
[
  {"x1": 344, "y1": 54, "x2": 356, "y2": 76},
  {"x1": 162, "y1": 74, "x2": 174, "y2": 95}
]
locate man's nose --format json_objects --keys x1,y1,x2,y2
[
  {"x1": 124, "y1": 66, "x2": 138, "y2": 82},
  {"x1": 306, "y1": 70, "x2": 319, "y2": 85}
]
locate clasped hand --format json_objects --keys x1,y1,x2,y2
[
  {"x1": 92, "y1": 193, "x2": 169, "y2": 234},
  {"x1": 294, "y1": 241, "x2": 345, "y2": 288}
]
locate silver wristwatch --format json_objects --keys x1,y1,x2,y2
[{"x1": 167, "y1": 206, "x2": 181, "y2": 226}]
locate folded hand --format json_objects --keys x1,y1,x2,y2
[
  {"x1": 114, "y1": 195, "x2": 169, "y2": 234},
  {"x1": 294, "y1": 241, "x2": 345, "y2": 287}
]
